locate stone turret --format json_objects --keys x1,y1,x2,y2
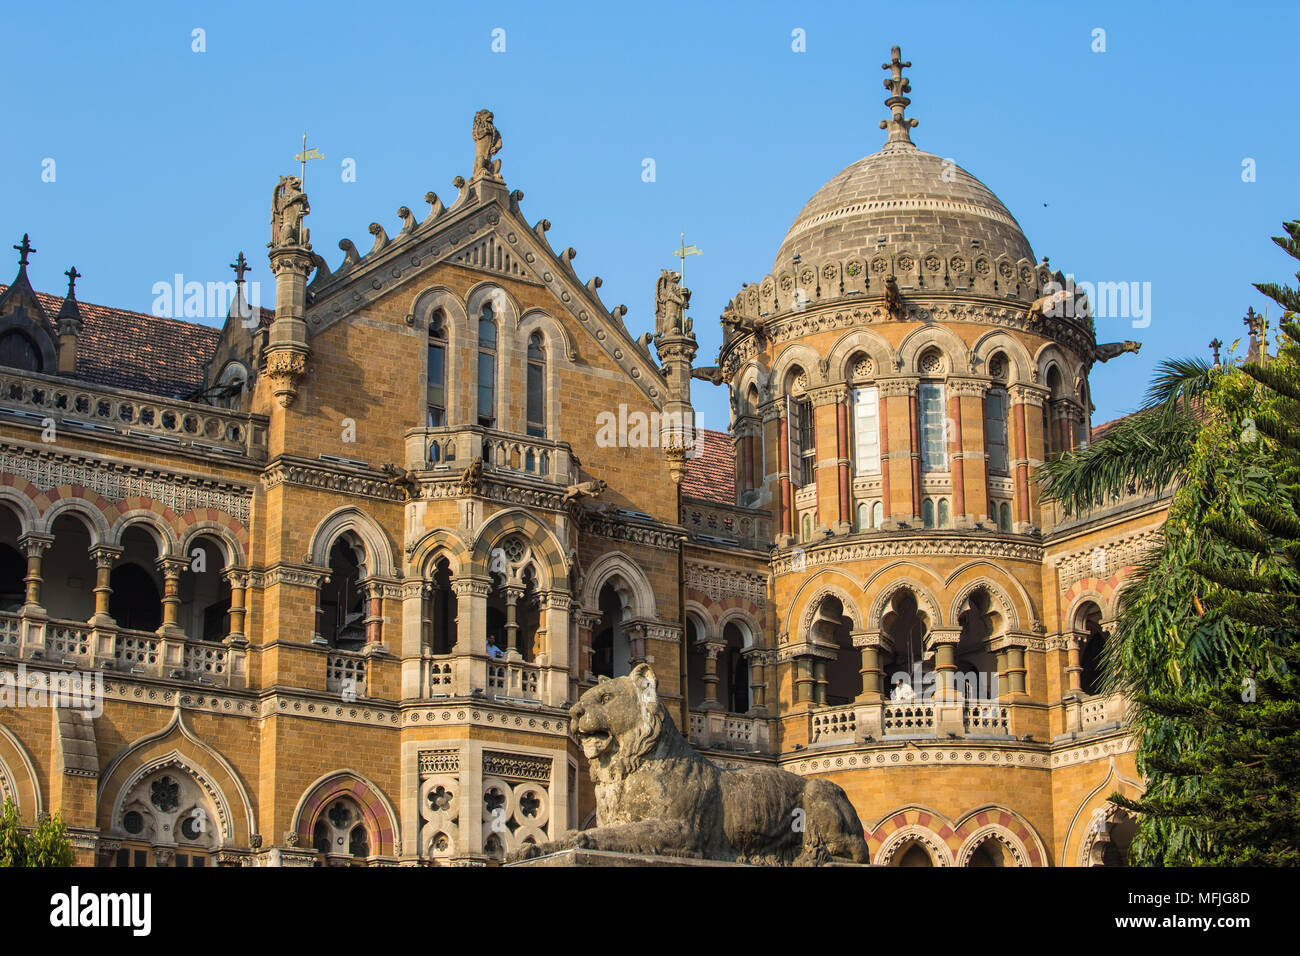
[
  {"x1": 653, "y1": 269, "x2": 698, "y2": 483},
  {"x1": 265, "y1": 175, "x2": 314, "y2": 407},
  {"x1": 54, "y1": 265, "x2": 83, "y2": 375}
]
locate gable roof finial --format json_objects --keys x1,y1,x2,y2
[
  {"x1": 879, "y1": 46, "x2": 918, "y2": 146},
  {"x1": 64, "y1": 265, "x2": 81, "y2": 298},
  {"x1": 13, "y1": 234, "x2": 35, "y2": 268},
  {"x1": 230, "y1": 251, "x2": 250, "y2": 288}
]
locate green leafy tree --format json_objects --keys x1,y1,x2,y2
[
  {"x1": 1040, "y1": 219, "x2": 1300, "y2": 865},
  {"x1": 0, "y1": 800, "x2": 74, "y2": 867}
]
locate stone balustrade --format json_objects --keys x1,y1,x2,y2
[
  {"x1": 0, "y1": 611, "x2": 245, "y2": 688},
  {"x1": 688, "y1": 709, "x2": 771, "y2": 752},
  {"x1": 811, "y1": 705, "x2": 858, "y2": 743},
  {"x1": 1069, "y1": 691, "x2": 1128, "y2": 735},
  {"x1": 963, "y1": 699, "x2": 1010, "y2": 734},
  {"x1": 0, "y1": 368, "x2": 267, "y2": 460},
  {"x1": 406, "y1": 424, "x2": 576, "y2": 485},
  {"x1": 680, "y1": 499, "x2": 770, "y2": 549},
  {"x1": 325, "y1": 652, "x2": 367, "y2": 696},
  {"x1": 487, "y1": 660, "x2": 541, "y2": 701}
]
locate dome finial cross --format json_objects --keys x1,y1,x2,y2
[{"x1": 880, "y1": 45, "x2": 918, "y2": 145}]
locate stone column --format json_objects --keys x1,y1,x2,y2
[
  {"x1": 1006, "y1": 644, "x2": 1028, "y2": 696},
  {"x1": 777, "y1": 409, "x2": 792, "y2": 539},
  {"x1": 18, "y1": 533, "x2": 53, "y2": 615},
  {"x1": 877, "y1": 388, "x2": 892, "y2": 521},
  {"x1": 89, "y1": 546, "x2": 122, "y2": 627},
  {"x1": 224, "y1": 570, "x2": 247, "y2": 642},
  {"x1": 701, "y1": 641, "x2": 724, "y2": 710},
  {"x1": 853, "y1": 630, "x2": 887, "y2": 702},
  {"x1": 794, "y1": 656, "x2": 815, "y2": 705},
  {"x1": 947, "y1": 388, "x2": 966, "y2": 519},
  {"x1": 156, "y1": 558, "x2": 186, "y2": 638},
  {"x1": 908, "y1": 386, "x2": 922, "y2": 520},
  {"x1": 310, "y1": 570, "x2": 330, "y2": 645},
  {"x1": 812, "y1": 657, "x2": 828, "y2": 706},
  {"x1": 573, "y1": 608, "x2": 600, "y2": 682},
  {"x1": 927, "y1": 627, "x2": 962, "y2": 700},
  {"x1": 1066, "y1": 634, "x2": 1084, "y2": 693},
  {"x1": 1009, "y1": 386, "x2": 1031, "y2": 526},
  {"x1": 363, "y1": 581, "x2": 384, "y2": 647},
  {"x1": 995, "y1": 648, "x2": 1010, "y2": 698},
  {"x1": 453, "y1": 577, "x2": 489, "y2": 692},
  {"x1": 503, "y1": 585, "x2": 522, "y2": 657},
  {"x1": 745, "y1": 649, "x2": 771, "y2": 714}
]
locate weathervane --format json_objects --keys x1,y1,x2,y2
[
  {"x1": 880, "y1": 45, "x2": 918, "y2": 145},
  {"x1": 294, "y1": 133, "x2": 324, "y2": 188},
  {"x1": 673, "y1": 232, "x2": 701, "y2": 286}
]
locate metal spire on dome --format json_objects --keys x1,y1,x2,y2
[{"x1": 880, "y1": 46, "x2": 918, "y2": 145}]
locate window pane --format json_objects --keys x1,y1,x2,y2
[
  {"x1": 479, "y1": 318, "x2": 496, "y2": 348},
  {"x1": 922, "y1": 498, "x2": 935, "y2": 528},
  {"x1": 526, "y1": 362, "x2": 545, "y2": 437},
  {"x1": 853, "y1": 387, "x2": 880, "y2": 475},
  {"x1": 938, "y1": 498, "x2": 951, "y2": 528},
  {"x1": 528, "y1": 334, "x2": 543, "y2": 360},
  {"x1": 427, "y1": 345, "x2": 445, "y2": 410},
  {"x1": 786, "y1": 396, "x2": 801, "y2": 488},
  {"x1": 478, "y1": 352, "x2": 495, "y2": 426},
  {"x1": 919, "y1": 384, "x2": 947, "y2": 472},
  {"x1": 985, "y1": 389, "x2": 1009, "y2": 475}
]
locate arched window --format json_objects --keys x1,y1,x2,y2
[
  {"x1": 0, "y1": 331, "x2": 42, "y2": 372},
  {"x1": 856, "y1": 502, "x2": 869, "y2": 532},
  {"x1": 526, "y1": 332, "x2": 546, "y2": 438},
  {"x1": 592, "y1": 581, "x2": 629, "y2": 678},
  {"x1": 321, "y1": 538, "x2": 366, "y2": 649},
  {"x1": 215, "y1": 362, "x2": 248, "y2": 410},
  {"x1": 872, "y1": 501, "x2": 883, "y2": 528},
  {"x1": 811, "y1": 597, "x2": 859, "y2": 705},
  {"x1": 721, "y1": 622, "x2": 749, "y2": 714},
  {"x1": 785, "y1": 367, "x2": 814, "y2": 487},
  {"x1": 110, "y1": 526, "x2": 164, "y2": 632},
  {"x1": 477, "y1": 304, "x2": 497, "y2": 428},
  {"x1": 881, "y1": 590, "x2": 928, "y2": 694},
  {"x1": 999, "y1": 501, "x2": 1013, "y2": 532},
  {"x1": 428, "y1": 556, "x2": 457, "y2": 655},
  {"x1": 801, "y1": 512, "x2": 813, "y2": 542},
  {"x1": 177, "y1": 536, "x2": 230, "y2": 641},
  {"x1": 427, "y1": 309, "x2": 447, "y2": 426},
  {"x1": 937, "y1": 497, "x2": 951, "y2": 528},
  {"x1": 1076, "y1": 602, "x2": 1109, "y2": 695},
  {"x1": 922, "y1": 498, "x2": 935, "y2": 529},
  {"x1": 919, "y1": 382, "x2": 947, "y2": 473},
  {"x1": 312, "y1": 798, "x2": 372, "y2": 866},
  {"x1": 1044, "y1": 365, "x2": 1063, "y2": 457}
]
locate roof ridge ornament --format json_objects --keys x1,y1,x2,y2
[
  {"x1": 472, "y1": 109, "x2": 504, "y2": 182},
  {"x1": 879, "y1": 45, "x2": 918, "y2": 146},
  {"x1": 13, "y1": 234, "x2": 35, "y2": 268}
]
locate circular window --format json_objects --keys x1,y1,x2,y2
[{"x1": 123, "y1": 810, "x2": 144, "y2": 835}]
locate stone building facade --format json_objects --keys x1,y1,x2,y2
[{"x1": 0, "y1": 52, "x2": 1154, "y2": 867}]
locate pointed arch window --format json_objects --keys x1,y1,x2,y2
[
  {"x1": 526, "y1": 332, "x2": 546, "y2": 438},
  {"x1": 477, "y1": 304, "x2": 497, "y2": 428},
  {"x1": 427, "y1": 309, "x2": 447, "y2": 426}
]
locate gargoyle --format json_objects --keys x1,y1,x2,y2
[
  {"x1": 381, "y1": 463, "x2": 420, "y2": 500},
  {"x1": 1094, "y1": 340, "x2": 1142, "y2": 363},
  {"x1": 458, "y1": 457, "x2": 484, "y2": 496},
  {"x1": 561, "y1": 477, "x2": 607, "y2": 506},
  {"x1": 691, "y1": 365, "x2": 725, "y2": 385}
]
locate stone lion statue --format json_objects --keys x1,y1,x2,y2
[
  {"x1": 511, "y1": 664, "x2": 870, "y2": 865},
  {"x1": 270, "y1": 175, "x2": 310, "y2": 249},
  {"x1": 473, "y1": 109, "x2": 503, "y2": 180}
]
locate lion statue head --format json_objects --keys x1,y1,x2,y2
[{"x1": 570, "y1": 663, "x2": 664, "y2": 783}]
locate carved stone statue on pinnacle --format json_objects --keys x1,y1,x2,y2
[
  {"x1": 472, "y1": 109, "x2": 503, "y2": 181},
  {"x1": 270, "y1": 176, "x2": 311, "y2": 250},
  {"x1": 655, "y1": 269, "x2": 692, "y2": 339}
]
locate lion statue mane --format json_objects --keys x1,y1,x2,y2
[{"x1": 511, "y1": 663, "x2": 869, "y2": 865}]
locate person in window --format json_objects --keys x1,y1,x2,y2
[
  {"x1": 891, "y1": 677, "x2": 916, "y2": 702},
  {"x1": 487, "y1": 635, "x2": 505, "y2": 659}
]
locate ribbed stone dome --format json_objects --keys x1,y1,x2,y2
[{"x1": 774, "y1": 141, "x2": 1034, "y2": 274}]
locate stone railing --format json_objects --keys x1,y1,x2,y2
[
  {"x1": 0, "y1": 368, "x2": 267, "y2": 460},
  {"x1": 406, "y1": 425, "x2": 576, "y2": 485},
  {"x1": 428, "y1": 658, "x2": 454, "y2": 694},
  {"x1": 810, "y1": 705, "x2": 857, "y2": 743},
  {"x1": 963, "y1": 699, "x2": 1010, "y2": 735},
  {"x1": 688, "y1": 709, "x2": 770, "y2": 752},
  {"x1": 326, "y1": 652, "x2": 367, "y2": 695},
  {"x1": 882, "y1": 700, "x2": 936, "y2": 735},
  {"x1": 182, "y1": 643, "x2": 229, "y2": 681},
  {"x1": 0, "y1": 612, "x2": 246, "y2": 687},
  {"x1": 1079, "y1": 692, "x2": 1128, "y2": 733},
  {"x1": 680, "y1": 500, "x2": 769, "y2": 549},
  {"x1": 688, "y1": 711, "x2": 705, "y2": 744},
  {"x1": 724, "y1": 715, "x2": 757, "y2": 748},
  {"x1": 46, "y1": 621, "x2": 92, "y2": 660},
  {"x1": 0, "y1": 612, "x2": 19, "y2": 652},
  {"x1": 115, "y1": 632, "x2": 161, "y2": 671},
  {"x1": 486, "y1": 660, "x2": 541, "y2": 700}
]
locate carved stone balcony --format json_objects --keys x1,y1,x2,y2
[
  {"x1": 0, "y1": 611, "x2": 246, "y2": 688},
  {"x1": 487, "y1": 660, "x2": 541, "y2": 701},
  {"x1": 0, "y1": 368, "x2": 268, "y2": 461},
  {"x1": 405, "y1": 425, "x2": 576, "y2": 486},
  {"x1": 680, "y1": 500, "x2": 770, "y2": 550},
  {"x1": 806, "y1": 696, "x2": 1020, "y2": 745}
]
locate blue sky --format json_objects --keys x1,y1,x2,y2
[{"x1": 3, "y1": 0, "x2": 1297, "y2": 431}]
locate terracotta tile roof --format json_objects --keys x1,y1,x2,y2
[
  {"x1": 0, "y1": 285, "x2": 268, "y2": 398},
  {"x1": 683, "y1": 427, "x2": 735, "y2": 505}
]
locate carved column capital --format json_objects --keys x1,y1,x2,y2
[{"x1": 18, "y1": 532, "x2": 54, "y2": 557}]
